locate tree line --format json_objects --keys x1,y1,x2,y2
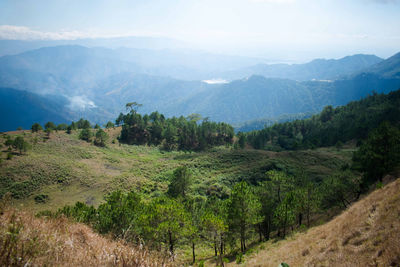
[
  {"x1": 117, "y1": 108, "x2": 234, "y2": 151},
  {"x1": 28, "y1": 106, "x2": 234, "y2": 151}
]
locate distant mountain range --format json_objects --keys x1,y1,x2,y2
[
  {"x1": 219, "y1": 54, "x2": 383, "y2": 81},
  {"x1": 0, "y1": 44, "x2": 399, "y2": 132}
]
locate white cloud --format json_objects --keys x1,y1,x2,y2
[
  {"x1": 249, "y1": 0, "x2": 296, "y2": 3},
  {"x1": 0, "y1": 25, "x2": 90, "y2": 40},
  {"x1": 0, "y1": 25, "x2": 168, "y2": 41}
]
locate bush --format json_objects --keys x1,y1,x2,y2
[
  {"x1": 31, "y1": 123, "x2": 43, "y2": 133},
  {"x1": 79, "y1": 128, "x2": 93, "y2": 142},
  {"x1": 94, "y1": 129, "x2": 108, "y2": 147},
  {"x1": 34, "y1": 194, "x2": 49, "y2": 204},
  {"x1": 236, "y1": 253, "x2": 243, "y2": 264}
]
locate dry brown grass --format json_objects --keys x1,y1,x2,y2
[
  {"x1": 0, "y1": 207, "x2": 172, "y2": 267},
  {"x1": 240, "y1": 178, "x2": 400, "y2": 267}
]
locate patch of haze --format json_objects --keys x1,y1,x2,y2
[
  {"x1": 67, "y1": 96, "x2": 97, "y2": 111},
  {"x1": 202, "y1": 79, "x2": 229, "y2": 84}
]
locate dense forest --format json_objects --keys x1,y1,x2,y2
[
  {"x1": 117, "y1": 103, "x2": 234, "y2": 151},
  {"x1": 245, "y1": 90, "x2": 400, "y2": 151}
]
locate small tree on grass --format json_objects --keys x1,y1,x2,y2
[
  {"x1": 44, "y1": 128, "x2": 52, "y2": 139},
  {"x1": 12, "y1": 136, "x2": 30, "y2": 155},
  {"x1": 238, "y1": 132, "x2": 246, "y2": 149},
  {"x1": 140, "y1": 197, "x2": 191, "y2": 255},
  {"x1": 202, "y1": 209, "x2": 228, "y2": 266},
  {"x1": 70, "y1": 121, "x2": 77, "y2": 130},
  {"x1": 56, "y1": 123, "x2": 68, "y2": 131},
  {"x1": 227, "y1": 181, "x2": 262, "y2": 252},
  {"x1": 31, "y1": 123, "x2": 43, "y2": 133},
  {"x1": 273, "y1": 192, "x2": 296, "y2": 238},
  {"x1": 45, "y1": 122, "x2": 56, "y2": 131},
  {"x1": 94, "y1": 129, "x2": 108, "y2": 147},
  {"x1": 167, "y1": 166, "x2": 192, "y2": 198},
  {"x1": 79, "y1": 128, "x2": 93, "y2": 142},
  {"x1": 105, "y1": 121, "x2": 115, "y2": 129},
  {"x1": 4, "y1": 137, "x2": 14, "y2": 150},
  {"x1": 66, "y1": 125, "x2": 72, "y2": 134}
]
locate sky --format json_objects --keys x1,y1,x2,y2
[{"x1": 0, "y1": 0, "x2": 399, "y2": 62}]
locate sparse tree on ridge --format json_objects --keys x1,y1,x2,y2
[{"x1": 31, "y1": 123, "x2": 43, "y2": 133}]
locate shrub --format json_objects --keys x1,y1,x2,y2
[
  {"x1": 34, "y1": 194, "x2": 49, "y2": 204},
  {"x1": 31, "y1": 123, "x2": 43, "y2": 133},
  {"x1": 236, "y1": 253, "x2": 243, "y2": 264},
  {"x1": 79, "y1": 128, "x2": 93, "y2": 142}
]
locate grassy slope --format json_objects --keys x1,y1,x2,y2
[
  {"x1": 0, "y1": 129, "x2": 354, "y2": 213},
  {"x1": 0, "y1": 206, "x2": 171, "y2": 266},
  {"x1": 234, "y1": 178, "x2": 400, "y2": 267}
]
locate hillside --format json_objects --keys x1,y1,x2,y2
[
  {"x1": 245, "y1": 89, "x2": 400, "y2": 150},
  {"x1": 362, "y1": 52, "x2": 400, "y2": 78},
  {"x1": 0, "y1": 128, "x2": 352, "y2": 211},
  {"x1": 0, "y1": 92, "x2": 399, "y2": 265},
  {"x1": 0, "y1": 206, "x2": 170, "y2": 266},
  {"x1": 240, "y1": 177, "x2": 400, "y2": 267},
  {"x1": 0, "y1": 87, "x2": 71, "y2": 132}
]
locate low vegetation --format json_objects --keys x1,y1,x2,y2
[{"x1": 0, "y1": 204, "x2": 171, "y2": 266}]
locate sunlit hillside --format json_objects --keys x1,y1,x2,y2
[{"x1": 236, "y1": 177, "x2": 400, "y2": 267}]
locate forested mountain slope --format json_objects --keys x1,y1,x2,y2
[{"x1": 245, "y1": 89, "x2": 400, "y2": 150}]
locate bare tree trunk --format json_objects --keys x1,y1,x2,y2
[
  {"x1": 214, "y1": 236, "x2": 218, "y2": 256},
  {"x1": 192, "y1": 242, "x2": 195, "y2": 264},
  {"x1": 219, "y1": 235, "x2": 224, "y2": 267},
  {"x1": 168, "y1": 231, "x2": 174, "y2": 255},
  {"x1": 298, "y1": 212, "x2": 303, "y2": 226}
]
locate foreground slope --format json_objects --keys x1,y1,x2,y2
[
  {"x1": 0, "y1": 206, "x2": 170, "y2": 266},
  {"x1": 241, "y1": 178, "x2": 400, "y2": 267}
]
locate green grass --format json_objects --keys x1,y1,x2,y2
[{"x1": 0, "y1": 129, "x2": 356, "y2": 212}]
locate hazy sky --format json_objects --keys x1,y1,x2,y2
[{"x1": 0, "y1": 0, "x2": 399, "y2": 61}]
